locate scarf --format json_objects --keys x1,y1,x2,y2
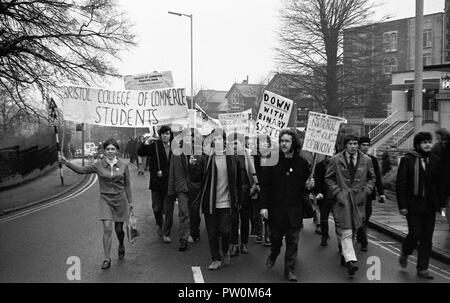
[
  {"x1": 409, "y1": 151, "x2": 427, "y2": 196},
  {"x1": 106, "y1": 157, "x2": 118, "y2": 167}
]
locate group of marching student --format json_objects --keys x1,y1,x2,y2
[
  {"x1": 59, "y1": 121, "x2": 450, "y2": 282},
  {"x1": 135, "y1": 126, "x2": 273, "y2": 260}
]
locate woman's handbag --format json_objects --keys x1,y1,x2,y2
[{"x1": 127, "y1": 210, "x2": 139, "y2": 244}]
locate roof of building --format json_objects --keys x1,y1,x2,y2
[
  {"x1": 195, "y1": 90, "x2": 228, "y2": 103},
  {"x1": 225, "y1": 83, "x2": 266, "y2": 99}
]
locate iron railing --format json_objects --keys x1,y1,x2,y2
[{"x1": 368, "y1": 111, "x2": 398, "y2": 141}]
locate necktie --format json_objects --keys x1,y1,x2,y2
[{"x1": 349, "y1": 154, "x2": 355, "y2": 170}]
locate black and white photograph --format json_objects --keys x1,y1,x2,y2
[{"x1": 1, "y1": 0, "x2": 450, "y2": 290}]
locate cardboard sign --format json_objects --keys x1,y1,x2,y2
[
  {"x1": 62, "y1": 86, "x2": 188, "y2": 128},
  {"x1": 124, "y1": 71, "x2": 174, "y2": 91},
  {"x1": 302, "y1": 111, "x2": 347, "y2": 156},
  {"x1": 255, "y1": 90, "x2": 293, "y2": 141},
  {"x1": 219, "y1": 109, "x2": 252, "y2": 135}
]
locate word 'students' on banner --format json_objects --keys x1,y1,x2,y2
[
  {"x1": 302, "y1": 111, "x2": 347, "y2": 157},
  {"x1": 62, "y1": 86, "x2": 189, "y2": 128},
  {"x1": 255, "y1": 90, "x2": 294, "y2": 141}
]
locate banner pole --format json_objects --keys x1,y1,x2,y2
[{"x1": 54, "y1": 125, "x2": 64, "y2": 186}]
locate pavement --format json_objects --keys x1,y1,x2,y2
[
  {"x1": 0, "y1": 159, "x2": 89, "y2": 216},
  {"x1": 369, "y1": 191, "x2": 450, "y2": 264},
  {"x1": 1, "y1": 157, "x2": 449, "y2": 268}
]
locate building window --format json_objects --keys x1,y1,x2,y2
[
  {"x1": 383, "y1": 31, "x2": 397, "y2": 52},
  {"x1": 423, "y1": 53, "x2": 432, "y2": 66},
  {"x1": 423, "y1": 30, "x2": 432, "y2": 48},
  {"x1": 384, "y1": 57, "x2": 397, "y2": 74}
]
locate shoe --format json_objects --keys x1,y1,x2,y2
[
  {"x1": 320, "y1": 237, "x2": 328, "y2": 247},
  {"x1": 179, "y1": 240, "x2": 188, "y2": 252},
  {"x1": 188, "y1": 235, "x2": 194, "y2": 243},
  {"x1": 266, "y1": 255, "x2": 276, "y2": 269},
  {"x1": 346, "y1": 261, "x2": 359, "y2": 276},
  {"x1": 208, "y1": 260, "x2": 222, "y2": 270},
  {"x1": 417, "y1": 270, "x2": 434, "y2": 280},
  {"x1": 163, "y1": 236, "x2": 172, "y2": 243},
  {"x1": 315, "y1": 225, "x2": 322, "y2": 235},
  {"x1": 229, "y1": 244, "x2": 239, "y2": 257},
  {"x1": 285, "y1": 271, "x2": 298, "y2": 282},
  {"x1": 399, "y1": 254, "x2": 408, "y2": 268},
  {"x1": 340, "y1": 255, "x2": 346, "y2": 267},
  {"x1": 360, "y1": 244, "x2": 368, "y2": 252},
  {"x1": 255, "y1": 236, "x2": 262, "y2": 244},
  {"x1": 240, "y1": 244, "x2": 249, "y2": 254},
  {"x1": 222, "y1": 252, "x2": 231, "y2": 266},
  {"x1": 101, "y1": 258, "x2": 111, "y2": 270},
  {"x1": 118, "y1": 244, "x2": 125, "y2": 259},
  {"x1": 263, "y1": 237, "x2": 271, "y2": 247}
]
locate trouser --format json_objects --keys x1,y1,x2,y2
[
  {"x1": 336, "y1": 228, "x2": 357, "y2": 262},
  {"x1": 231, "y1": 200, "x2": 253, "y2": 245},
  {"x1": 151, "y1": 190, "x2": 166, "y2": 227},
  {"x1": 269, "y1": 225, "x2": 301, "y2": 274},
  {"x1": 162, "y1": 194, "x2": 176, "y2": 237},
  {"x1": 188, "y1": 189, "x2": 201, "y2": 239},
  {"x1": 402, "y1": 209, "x2": 436, "y2": 271},
  {"x1": 176, "y1": 192, "x2": 190, "y2": 242},
  {"x1": 205, "y1": 208, "x2": 232, "y2": 261},
  {"x1": 356, "y1": 200, "x2": 373, "y2": 246},
  {"x1": 318, "y1": 200, "x2": 333, "y2": 239},
  {"x1": 138, "y1": 156, "x2": 147, "y2": 173},
  {"x1": 446, "y1": 201, "x2": 450, "y2": 225},
  {"x1": 312, "y1": 198, "x2": 320, "y2": 226}
]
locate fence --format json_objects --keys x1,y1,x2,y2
[{"x1": 0, "y1": 144, "x2": 57, "y2": 183}]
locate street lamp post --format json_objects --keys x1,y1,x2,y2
[{"x1": 168, "y1": 11, "x2": 194, "y2": 110}]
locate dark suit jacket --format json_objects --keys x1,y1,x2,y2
[
  {"x1": 396, "y1": 151, "x2": 445, "y2": 214},
  {"x1": 138, "y1": 140, "x2": 172, "y2": 192},
  {"x1": 260, "y1": 152, "x2": 310, "y2": 229}
]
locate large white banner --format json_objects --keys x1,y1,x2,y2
[
  {"x1": 62, "y1": 86, "x2": 188, "y2": 128},
  {"x1": 123, "y1": 71, "x2": 174, "y2": 91},
  {"x1": 219, "y1": 109, "x2": 252, "y2": 135},
  {"x1": 302, "y1": 111, "x2": 347, "y2": 156},
  {"x1": 255, "y1": 90, "x2": 293, "y2": 141}
]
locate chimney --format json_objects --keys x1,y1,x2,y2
[{"x1": 242, "y1": 75, "x2": 249, "y2": 84}]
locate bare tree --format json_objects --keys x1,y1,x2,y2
[
  {"x1": 0, "y1": 0, "x2": 136, "y2": 119},
  {"x1": 276, "y1": 0, "x2": 388, "y2": 116}
]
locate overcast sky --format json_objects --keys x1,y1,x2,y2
[{"x1": 112, "y1": 0, "x2": 445, "y2": 94}]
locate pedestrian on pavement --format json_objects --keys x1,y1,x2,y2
[
  {"x1": 356, "y1": 136, "x2": 385, "y2": 252},
  {"x1": 136, "y1": 135, "x2": 147, "y2": 176},
  {"x1": 229, "y1": 134, "x2": 259, "y2": 256},
  {"x1": 431, "y1": 128, "x2": 450, "y2": 231},
  {"x1": 396, "y1": 132, "x2": 447, "y2": 279},
  {"x1": 137, "y1": 125, "x2": 174, "y2": 242},
  {"x1": 167, "y1": 129, "x2": 203, "y2": 251},
  {"x1": 325, "y1": 134, "x2": 375, "y2": 277},
  {"x1": 260, "y1": 129, "x2": 315, "y2": 282},
  {"x1": 97, "y1": 141, "x2": 104, "y2": 160},
  {"x1": 197, "y1": 129, "x2": 242, "y2": 271},
  {"x1": 253, "y1": 134, "x2": 272, "y2": 246},
  {"x1": 59, "y1": 138, "x2": 133, "y2": 270}
]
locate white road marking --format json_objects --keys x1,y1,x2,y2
[
  {"x1": 192, "y1": 266, "x2": 205, "y2": 283},
  {"x1": 0, "y1": 174, "x2": 97, "y2": 224}
]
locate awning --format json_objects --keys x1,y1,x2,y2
[
  {"x1": 390, "y1": 82, "x2": 439, "y2": 91},
  {"x1": 423, "y1": 63, "x2": 450, "y2": 72}
]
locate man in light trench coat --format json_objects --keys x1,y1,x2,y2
[{"x1": 326, "y1": 134, "x2": 375, "y2": 277}]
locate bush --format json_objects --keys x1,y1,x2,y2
[{"x1": 381, "y1": 150, "x2": 392, "y2": 175}]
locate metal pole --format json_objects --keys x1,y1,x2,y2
[
  {"x1": 54, "y1": 126, "x2": 64, "y2": 186},
  {"x1": 414, "y1": 0, "x2": 423, "y2": 133},
  {"x1": 191, "y1": 14, "x2": 194, "y2": 109},
  {"x1": 81, "y1": 123, "x2": 85, "y2": 166}
]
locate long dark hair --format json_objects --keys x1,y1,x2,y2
[
  {"x1": 279, "y1": 129, "x2": 300, "y2": 153},
  {"x1": 103, "y1": 138, "x2": 120, "y2": 150}
]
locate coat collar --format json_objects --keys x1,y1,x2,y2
[{"x1": 102, "y1": 158, "x2": 122, "y2": 169}]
